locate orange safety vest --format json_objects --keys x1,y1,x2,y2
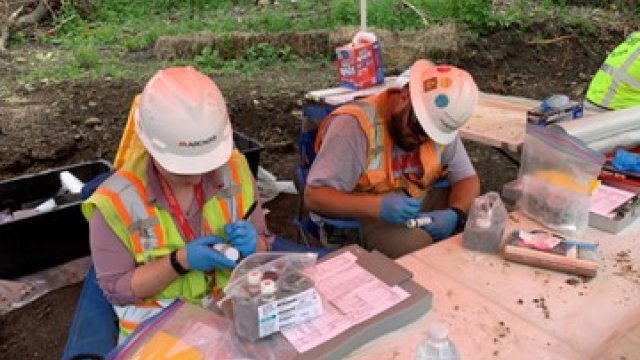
[{"x1": 315, "y1": 90, "x2": 445, "y2": 198}]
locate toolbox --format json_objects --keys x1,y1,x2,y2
[{"x1": 0, "y1": 160, "x2": 113, "y2": 279}]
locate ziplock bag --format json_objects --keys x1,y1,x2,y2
[
  {"x1": 220, "y1": 252, "x2": 321, "y2": 342},
  {"x1": 463, "y1": 192, "x2": 508, "y2": 253},
  {"x1": 105, "y1": 300, "x2": 251, "y2": 359},
  {"x1": 517, "y1": 124, "x2": 605, "y2": 237}
]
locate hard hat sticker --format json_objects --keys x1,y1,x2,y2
[
  {"x1": 435, "y1": 94, "x2": 449, "y2": 108},
  {"x1": 422, "y1": 77, "x2": 438, "y2": 92},
  {"x1": 436, "y1": 66, "x2": 451, "y2": 73},
  {"x1": 439, "y1": 77, "x2": 452, "y2": 89}
]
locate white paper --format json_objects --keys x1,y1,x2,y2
[
  {"x1": 589, "y1": 184, "x2": 636, "y2": 218},
  {"x1": 282, "y1": 252, "x2": 409, "y2": 353}
]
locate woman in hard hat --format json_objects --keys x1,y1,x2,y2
[
  {"x1": 305, "y1": 60, "x2": 481, "y2": 258},
  {"x1": 82, "y1": 67, "x2": 270, "y2": 342}
]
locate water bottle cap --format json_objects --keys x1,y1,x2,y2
[
  {"x1": 247, "y1": 270, "x2": 263, "y2": 285},
  {"x1": 260, "y1": 279, "x2": 276, "y2": 296},
  {"x1": 427, "y1": 322, "x2": 449, "y2": 341},
  {"x1": 223, "y1": 247, "x2": 240, "y2": 262}
]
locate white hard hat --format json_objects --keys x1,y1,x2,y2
[
  {"x1": 408, "y1": 60, "x2": 479, "y2": 145},
  {"x1": 135, "y1": 67, "x2": 233, "y2": 175}
]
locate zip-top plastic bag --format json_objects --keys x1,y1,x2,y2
[
  {"x1": 463, "y1": 192, "x2": 508, "y2": 253},
  {"x1": 517, "y1": 124, "x2": 605, "y2": 237},
  {"x1": 219, "y1": 252, "x2": 322, "y2": 342},
  {"x1": 105, "y1": 300, "x2": 255, "y2": 360}
]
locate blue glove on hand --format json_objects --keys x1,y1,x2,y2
[
  {"x1": 224, "y1": 220, "x2": 257, "y2": 258},
  {"x1": 186, "y1": 236, "x2": 236, "y2": 272},
  {"x1": 420, "y1": 209, "x2": 458, "y2": 241},
  {"x1": 612, "y1": 148, "x2": 640, "y2": 173},
  {"x1": 380, "y1": 193, "x2": 421, "y2": 224}
]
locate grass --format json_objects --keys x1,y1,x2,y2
[{"x1": 9, "y1": 0, "x2": 635, "y2": 85}]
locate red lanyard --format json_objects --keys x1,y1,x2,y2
[{"x1": 155, "y1": 167, "x2": 205, "y2": 242}]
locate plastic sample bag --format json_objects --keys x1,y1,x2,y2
[
  {"x1": 220, "y1": 252, "x2": 322, "y2": 342},
  {"x1": 463, "y1": 192, "x2": 508, "y2": 253},
  {"x1": 106, "y1": 299, "x2": 299, "y2": 360},
  {"x1": 106, "y1": 300, "x2": 249, "y2": 360},
  {"x1": 517, "y1": 125, "x2": 605, "y2": 237}
]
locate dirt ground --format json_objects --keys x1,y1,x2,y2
[{"x1": 0, "y1": 22, "x2": 629, "y2": 359}]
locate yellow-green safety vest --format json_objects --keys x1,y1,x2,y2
[
  {"x1": 82, "y1": 149, "x2": 255, "y2": 341},
  {"x1": 586, "y1": 32, "x2": 640, "y2": 110}
]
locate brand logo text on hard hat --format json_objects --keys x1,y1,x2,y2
[{"x1": 178, "y1": 134, "x2": 217, "y2": 147}]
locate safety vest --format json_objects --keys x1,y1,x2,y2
[
  {"x1": 82, "y1": 150, "x2": 255, "y2": 341},
  {"x1": 586, "y1": 32, "x2": 640, "y2": 110},
  {"x1": 315, "y1": 90, "x2": 446, "y2": 198}
]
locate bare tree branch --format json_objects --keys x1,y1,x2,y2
[
  {"x1": 0, "y1": 0, "x2": 57, "y2": 53},
  {"x1": 402, "y1": 0, "x2": 428, "y2": 28}
]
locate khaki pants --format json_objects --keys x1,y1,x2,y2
[
  {"x1": 314, "y1": 187, "x2": 449, "y2": 259},
  {"x1": 362, "y1": 186, "x2": 449, "y2": 259}
]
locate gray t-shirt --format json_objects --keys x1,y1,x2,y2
[{"x1": 307, "y1": 114, "x2": 476, "y2": 191}]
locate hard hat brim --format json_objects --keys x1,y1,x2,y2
[
  {"x1": 142, "y1": 122, "x2": 234, "y2": 175},
  {"x1": 409, "y1": 60, "x2": 457, "y2": 145}
]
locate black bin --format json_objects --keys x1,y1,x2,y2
[
  {"x1": 234, "y1": 131, "x2": 264, "y2": 177},
  {"x1": 0, "y1": 160, "x2": 113, "y2": 279}
]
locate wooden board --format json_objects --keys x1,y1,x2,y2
[
  {"x1": 305, "y1": 77, "x2": 398, "y2": 105},
  {"x1": 305, "y1": 83, "x2": 601, "y2": 153},
  {"x1": 460, "y1": 93, "x2": 540, "y2": 152}
]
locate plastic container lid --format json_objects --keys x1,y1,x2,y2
[
  {"x1": 427, "y1": 322, "x2": 449, "y2": 341},
  {"x1": 260, "y1": 279, "x2": 276, "y2": 296}
]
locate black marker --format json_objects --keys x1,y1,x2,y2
[{"x1": 243, "y1": 201, "x2": 257, "y2": 220}]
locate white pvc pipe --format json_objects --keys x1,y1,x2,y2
[
  {"x1": 551, "y1": 106, "x2": 640, "y2": 144},
  {"x1": 587, "y1": 128, "x2": 640, "y2": 153},
  {"x1": 360, "y1": 0, "x2": 367, "y2": 32}
]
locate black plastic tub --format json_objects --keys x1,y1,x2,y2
[
  {"x1": 234, "y1": 131, "x2": 264, "y2": 177},
  {"x1": 0, "y1": 160, "x2": 113, "y2": 279}
]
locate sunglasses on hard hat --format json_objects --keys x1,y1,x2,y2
[{"x1": 408, "y1": 106, "x2": 428, "y2": 139}]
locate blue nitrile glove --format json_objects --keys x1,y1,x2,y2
[
  {"x1": 612, "y1": 148, "x2": 640, "y2": 173},
  {"x1": 224, "y1": 220, "x2": 257, "y2": 258},
  {"x1": 379, "y1": 193, "x2": 421, "y2": 225},
  {"x1": 420, "y1": 209, "x2": 458, "y2": 241},
  {"x1": 186, "y1": 236, "x2": 236, "y2": 271}
]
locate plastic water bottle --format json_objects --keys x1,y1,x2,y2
[{"x1": 416, "y1": 322, "x2": 459, "y2": 360}]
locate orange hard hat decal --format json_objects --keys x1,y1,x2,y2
[
  {"x1": 439, "y1": 77, "x2": 452, "y2": 89},
  {"x1": 422, "y1": 77, "x2": 438, "y2": 92}
]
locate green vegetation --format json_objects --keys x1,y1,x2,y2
[{"x1": 11, "y1": 0, "x2": 634, "y2": 84}]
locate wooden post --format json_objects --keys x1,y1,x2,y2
[{"x1": 360, "y1": 0, "x2": 366, "y2": 32}]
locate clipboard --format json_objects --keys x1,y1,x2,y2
[{"x1": 277, "y1": 245, "x2": 433, "y2": 360}]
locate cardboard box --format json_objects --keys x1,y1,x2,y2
[{"x1": 335, "y1": 40, "x2": 384, "y2": 90}]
